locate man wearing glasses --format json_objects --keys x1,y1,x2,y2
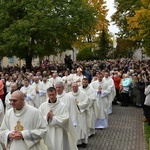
[{"x1": 0, "y1": 90, "x2": 53, "y2": 150}]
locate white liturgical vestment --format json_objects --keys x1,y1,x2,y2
[
  {"x1": 5, "y1": 92, "x2": 12, "y2": 112},
  {"x1": 69, "y1": 89, "x2": 89, "y2": 144},
  {"x1": 0, "y1": 103, "x2": 52, "y2": 150},
  {"x1": 20, "y1": 85, "x2": 36, "y2": 107},
  {"x1": 39, "y1": 100, "x2": 78, "y2": 150},
  {"x1": 32, "y1": 81, "x2": 46, "y2": 108},
  {"x1": 79, "y1": 85, "x2": 96, "y2": 136},
  {"x1": 90, "y1": 79, "x2": 111, "y2": 128},
  {"x1": 103, "y1": 77, "x2": 116, "y2": 114},
  {"x1": 61, "y1": 76, "x2": 72, "y2": 93},
  {"x1": 57, "y1": 91, "x2": 78, "y2": 125}
]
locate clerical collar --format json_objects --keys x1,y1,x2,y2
[
  {"x1": 48, "y1": 99, "x2": 57, "y2": 103},
  {"x1": 14, "y1": 103, "x2": 27, "y2": 117},
  {"x1": 72, "y1": 90, "x2": 80, "y2": 96},
  {"x1": 57, "y1": 91, "x2": 66, "y2": 98}
]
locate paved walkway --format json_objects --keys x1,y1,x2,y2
[{"x1": 79, "y1": 105, "x2": 147, "y2": 150}]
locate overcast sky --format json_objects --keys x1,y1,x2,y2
[{"x1": 106, "y1": 0, "x2": 119, "y2": 34}]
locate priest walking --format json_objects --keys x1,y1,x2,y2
[{"x1": 0, "y1": 90, "x2": 52, "y2": 150}]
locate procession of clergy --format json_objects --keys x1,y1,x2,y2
[{"x1": 0, "y1": 68, "x2": 116, "y2": 150}]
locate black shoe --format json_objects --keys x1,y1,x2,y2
[{"x1": 112, "y1": 101, "x2": 118, "y2": 105}]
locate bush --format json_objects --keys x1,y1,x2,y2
[{"x1": 76, "y1": 47, "x2": 95, "y2": 60}]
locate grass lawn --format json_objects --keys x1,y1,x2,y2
[{"x1": 144, "y1": 122, "x2": 150, "y2": 150}]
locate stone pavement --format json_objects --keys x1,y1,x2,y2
[{"x1": 79, "y1": 105, "x2": 147, "y2": 150}]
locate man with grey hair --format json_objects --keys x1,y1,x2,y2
[
  {"x1": 0, "y1": 90, "x2": 53, "y2": 150},
  {"x1": 69, "y1": 82, "x2": 89, "y2": 148},
  {"x1": 55, "y1": 82, "x2": 78, "y2": 126}
]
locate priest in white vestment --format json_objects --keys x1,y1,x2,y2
[
  {"x1": 20, "y1": 79, "x2": 36, "y2": 107},
  {"x1": 32, "y1": 76, "x2": 47, "y2": 108},
  {"x1": 5, "y1": 83, "x2": 18, "y2": 112},
  {"x1": 69, "y1": 69, "x2": 76, "y2": 82},
  {"x1": 39, "y1": 87, "x2": 78, "y2": 150},
  {"x1": 42, "y1": 77, "x2": 53, "y2": 99},
  {"x1": 79, "y1": 78, "x2": 96, "y2": 136},
  {"x1": 49, "y1": 72, "x2": 62, "y2": 87},
  {"x1": 103, "y1": 71, "x2": 116, "y2": 115},
  {"x1": 90, "y1": 73, "x2": 111, "y2": 129},
  {"x1": 0, "y1": 90, "x2": 53, "y2": 150},
  {"x1": 69, "y1": 82, "x2": 89, "y2": 148},
  {"x1": 73, "y1": 70, "x2": 85, "y2": 87},
  {"x1": 55, "y1": 82, "x2": 78, "y2": 126},
  {"x1": 61, "y1": 71, "x2": 72, "y2": 93}
]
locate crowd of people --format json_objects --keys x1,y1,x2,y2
[{"x1": 0, "y1": 58, "x2": 150, "y2": 150}]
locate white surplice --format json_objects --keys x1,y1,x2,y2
[
  {"x1": 72, "y1": 74, "x2": 84, "y2": 87},
  {"x1": 69, "y1": 89, "x2": 89, "y2": 144},
  {"x1": 20, "y1": 85, "x2": 36, "y2": 107},
  {"x1": 42, "y1": 81, "x2": 53, "y2": 99},
  {"x1": 57, "y1": 91, "x2": 78, "y2": 126},
  {"x1": 61, "y1": 76, "x2": 72, "y2": 93},
  {"x1": 32, "y1": 81, "x2": 47, "y2": 108},
  {"x1": 90, "y1": 79, "x2": 111, "y2": 129},
  {"x1": 5, "y1": 92, "x2": 12, "y2": 112},
  {"x1": 103, "y1": 77, "x2": 116, "y2": 114},
  {"x1": 79, "y1": 85, "x2": 96, "y2": 136},
  {"x1": 0, "y1": 103, "x2": 52, "y2": 150},
  {"x1": 39, "y1": 100, "x2": 78, "y2": 150},
  {"x1": 49, "y1": 77, "x2": 62, "y2": 87}
]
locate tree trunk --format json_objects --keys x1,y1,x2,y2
[{"x1": 25, "y1": 55, "x2": 32, "y2": 71}]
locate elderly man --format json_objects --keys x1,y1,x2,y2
[
  {"x1": 39, "y1": 87, "x2": 78, "y2": 150},
  {"x1": 55, "y1": 82, "x2": 78, "y2": 126},
  {"x1": 20, "y1": 78, "x2": 36, "y2": 107},
  {"x1": 69, "y1": 82, "x2": 89, "y2": 148},
  {"x1": 0, "y1": 90, "x2": 52, "y2": 150}
]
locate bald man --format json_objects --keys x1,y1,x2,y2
[{"x1": 0, "y1": 90, "x2": 53, "y2": 150}]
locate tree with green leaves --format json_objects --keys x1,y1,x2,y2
[
  {"x1": 114, "y1": 38, "x2": 136, "y2": 58},
  {"x1": 76, "y1": 46, "x2": 95, "y2": 60},
  {"x1": 94, "y1": 29, "x2": 110, "y2": 60},
  {"x1": 0, "y1": 0, "x2": 96, "y2": 70},
  {"x1": 112, "y1": 0, "x2": 141, "y2": 38}
]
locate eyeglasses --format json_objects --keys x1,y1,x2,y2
[{"x1": 9, "y1": 99, "x2": 18, "y2": 103}]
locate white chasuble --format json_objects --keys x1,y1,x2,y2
[
  {"x1": 39, "y1": 100, "x2": 78, "y2": 150},
  {"x1": 0, "y1": 104, "x2": 51, "y2": 150},
  {"x1": 57, "y1": 91, "x2": 78, "y2": 125},
  {"x1": 32, "y1": 81, "x2": 46, "y2": 108},
  {"x1": 20, "y1": 85, "x2": 36, "y2": 107},
  {"x1": 69, "y1": 89, "x2": 89, "y2": 144},
  {"x1": 79, "y1": 86, "x2": 96, "y2": 136},
  {"x1": 90, "y1": 80, "x2": 111, "y2": 119}
]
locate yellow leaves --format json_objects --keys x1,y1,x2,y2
[
  {"x1": 73, "y1": 0, "x2": 109, "y2": 50},
  {"x1": 127, "y1": 4, "x2": 150, "y2": 41}
]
